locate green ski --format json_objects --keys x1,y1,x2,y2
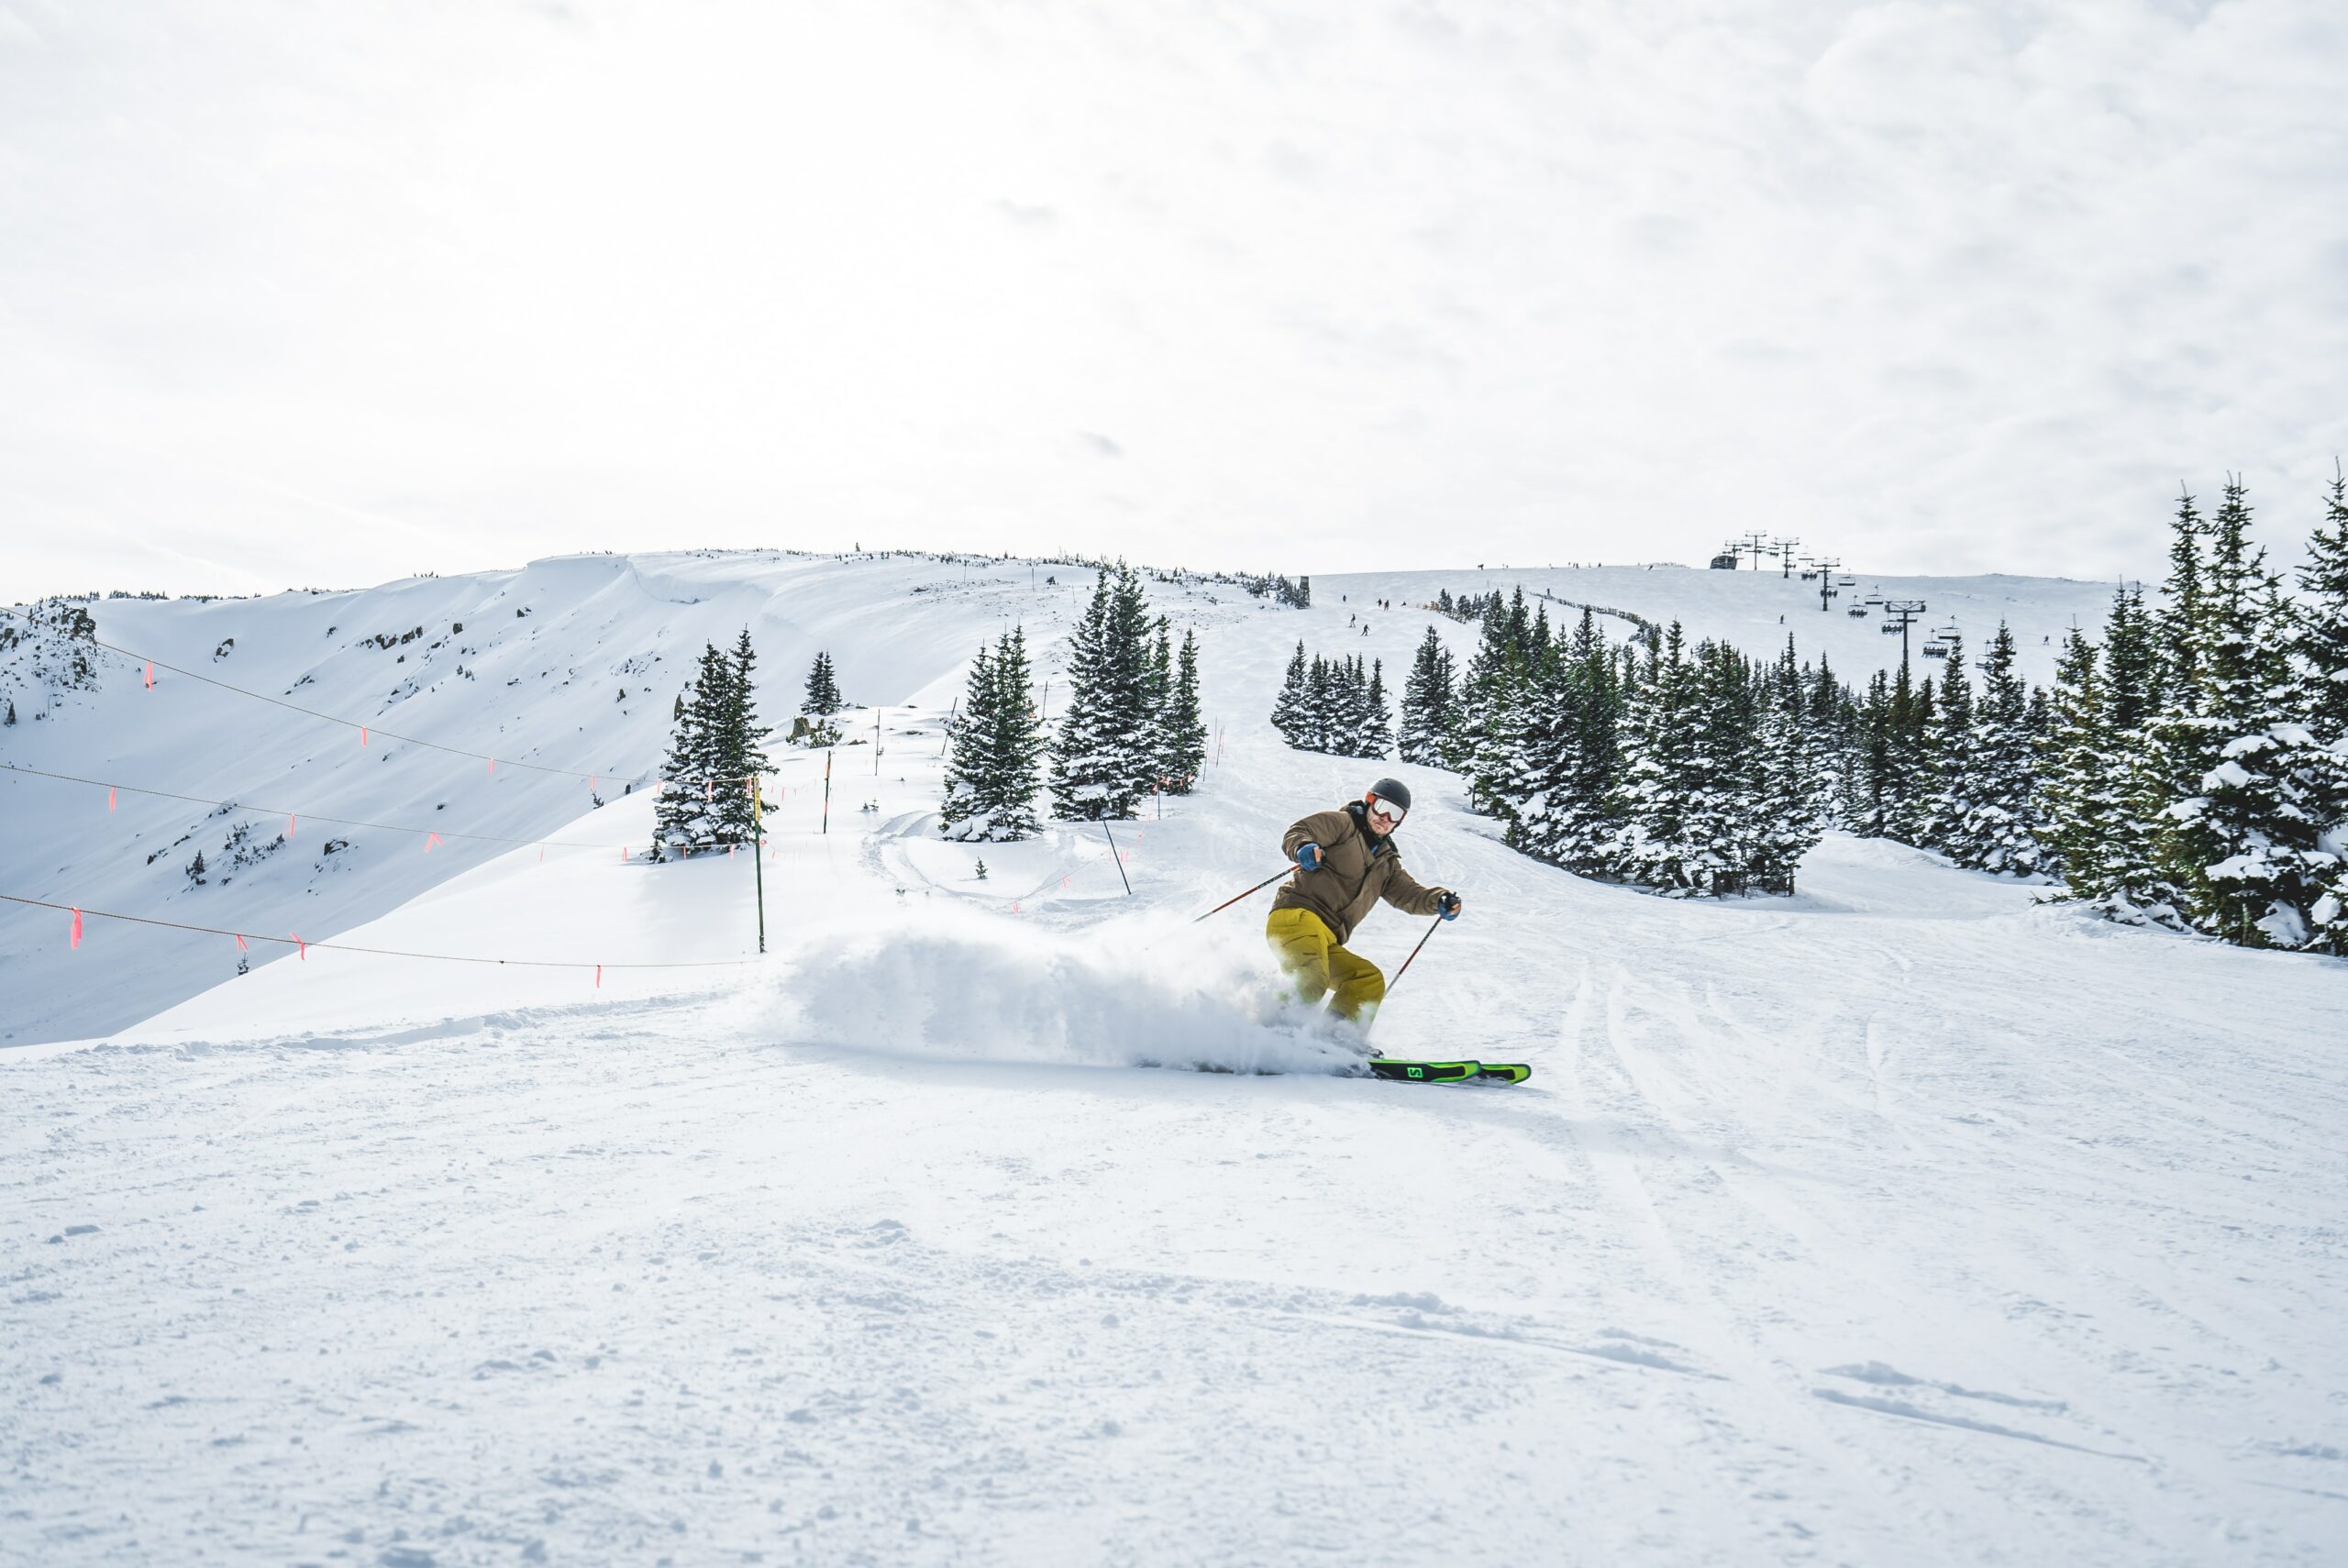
[{"x1": 1366, "y1": 1058, "x2": 1532, "y2": 1086}]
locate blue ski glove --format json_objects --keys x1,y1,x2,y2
[
  {"x1": 1295, "y1": 842, "x2": 1323, "y2": 871},
  {"x1": 1436, "y1": 890, "x2": 1461, "y2": 921}
]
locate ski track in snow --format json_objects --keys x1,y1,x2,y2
[{"x1": 6, "y1": 557, "x2": 2348, "y2": 1565}]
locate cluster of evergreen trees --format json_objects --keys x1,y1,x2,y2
[
  {"x1": 940, "y1": 628, "x2": 1047, "y2": 842},
  {"x1": 653, "y1": 631, "x2": 772, "y2": 856},
  {"x1": 1393, "y1": 595, "x2": 1828, "y2": 895},
  {"x1": 1375, "y1": 475, "x2": 2348, "y2": 948},
  {"x1": 1832, "y1": 624, "x2": 2044, "y2": 875},
  {"x1": 940, "y1": 565, "x2": 1210, "y2": 840},
  {"x1": 2033, "y1": 478, "x2": 2348, "y2": 951},
  {"x1": 1430, "y1": 589, "x2": 1502, "y2": 623},
  {"x1": 1268, "y1": 644, "x2": 1391, "y2": 757},
  {"x1": 1235, "y1": 573, "x2": 1312, "y2": 608}
]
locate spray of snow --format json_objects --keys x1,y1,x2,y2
[{"x1": 750, "y1": 905, "x2": 1364, "y2": 1076}]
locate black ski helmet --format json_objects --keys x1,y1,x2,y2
[{"x1": 1367, "y1": 778, "x2": 1412, "y2": 813}]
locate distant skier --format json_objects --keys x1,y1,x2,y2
[{"x1": 1268, "y1": 778, "x2": 1460, "y2": 1034}]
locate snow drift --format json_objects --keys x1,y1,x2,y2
[{"x1": 751, "y1": 905, "x2": 1367, "y2": 1076}]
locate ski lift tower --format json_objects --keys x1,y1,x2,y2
[
  {"x1": 1811, "y1": 557, "x2": 1843, "y2": 612},
  {"x1": 1775, "y1": 536, "x2": 1801, "y2": 579},
  {"x1": 1739, "y1": 532, "x2": 1773, "y2": 571},
  {"x1": 1878, "y1": 599, "x2": 1928, "y2": 668}
]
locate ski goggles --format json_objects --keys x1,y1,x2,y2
[{"x1": 1365, "y1": 795, "x2": 1406, "y2": 827}]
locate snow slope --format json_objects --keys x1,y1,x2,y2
[
  {"x1": 1312, "y1": 564, "x2": 2118, "y2": 687},
  {"x1": 0, "y1": 550, "x2": 1259, "y2": 1045},
  {"x1": 6, "y1": 553, "x2": 2348, "y2": 1565}
]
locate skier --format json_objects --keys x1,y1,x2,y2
[{"x1": 1268, "y1": 778, "x2": 1460, "y2": 1035}]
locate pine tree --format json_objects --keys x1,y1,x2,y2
[
  {"x1": 2297, "y1": 463, "x2": 2348, "y2": 736},
  {"x1": 942, "y1": 626, "x2": 1047, "y2": 840},
  {"x1": 1618, "y1": 623, "x2": 1702, "y2": 892},
  {"x1": 1923, "y1": 633, "x2": 1978, "y2": 858},
  {"x1": 2155, "y1": 486, "x2": 2207, "y2": 706},
  {"x1": 1271, "y1": 641, "x2": 1309, "y2": 745},
  {"x1": 1307, "y1": 656, "x2": 1341, "y2": 754},
  {"x1": 655, "y1": 644, "x2": 731, "y2": 856},
  {"x1": 1144, "y1": 618, "x2": 1174, "y2": 786},
  {"x1": 803, "y1": 650, "x2": 844, "y2": 714},
  {"x1": 1398, "y1": 626, "x2": 1456, "y2": 765},
  {"x1": 2083, "y1": 584, "x2": 2167, "y2": 911},
  {"x1": 709, "y1": 628, "x2": 772, "y2": 846},
  {"x1": 1851, "y1": 669, "x2": 1895, "y2": 838},
  {"x1": 1049, "y1": 565, "x2": 1157, "y2": 819},
  {"x1": 1458, "y1": 596, "x2": 1524, "y2": 820},
  {"x1": 2039, "y1": 626, "x2": 2111, "y2": 891},
  {"x1": 1955, "y1": 623, "x2": 2043, "y2": 875},
  {"x1": 1362, "y1": 657, "x2": 1393, "y2": 759},
  {"x1": 2155, "y1": 478, "x2": 2331, "y2": 944},
  {"x1": 1882, "y1": 665, "x2": 1935, "y2": 846},
  {"x1": 1752, "y1": 637, "x2": 1824, "y2": 889},
  {"x1": 799, "y1": 650, "x2": 846, "y2": 745},
  {"x1": 1682, "y1": 638, "x2": 1762, "y2": 891},
  {"x1": 1160, "y1": 629, "x2": 1209, "y2": 792},
  {"x1": 2296, "y1": 465, "x2": 2348, "y2": 952}
]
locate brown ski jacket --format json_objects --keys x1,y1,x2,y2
[{"x1": 1272, "y1": 801, "x2": 1447, "y2": 946}]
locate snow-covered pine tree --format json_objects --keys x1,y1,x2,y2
[
  {"x1": 1271, "y1": 641, "x2": 1309, "y2": 746},
  {"x1": 709, "y1": 628, "x2": 773, "y2": 846},
  {"x1": 1947, "y1": 623, "x2": 2042, "y2": 875},
  {"x1": 2039, "y1": 626, "x2": 2110, "y2": 891},
  {"x1": 1315, "y1": 657, "x2": 1346, "y2": 755},
  {"x1": 2153, "y1": 478, "x2": 2332, "y2": 945},
  {"x1": 1398, "y1": 625, "x2": 1456, "y2": 766},
  {"x1": 1751, "y1": 637, "x2": 1824, "y2": 889},
  {"x1": 1557, "y1": 612, "x2": 1630, "y2": 870},
  {"x1": 2155, "y1": 485, "x2": 2207, "y2": 705},
  {"x1": 1144, "y1": 617, "x2": 1174, "y2": 786},
  {"x1": 1048, "y1": 564, "x2": 1156, "y2": 819},
  {"x1": 1160, "y1": 630, "x2": 1209, "y2": 792},
  {"x1": 1457, "y1": 595, "x2": 1525, "y2": 821},
  {"x1": 1684, "y1": 638, "x2": 1762, "y2": 892},
  {"x1": 1850, "y1": 669, "x2": 1895, "y2": 838},
  {"x1": 1618, "y1": 623, "x2": 1702, "y2": 892},
  {"x1": 1362, "y1": 657, "x2": 1393, "y2": 759},
  {"x1": 2124, "y1": 491, "x2": 2219, "y2": 926},
  {"x1": 1501, "y1": 633, "x2": 1572, "y2": 863},
  {"x1": 941, "y1": 626, "x2": 1047, "y2": 840},
  {"x1": 2298, "y1": 463, "x2": 2348, "y2": 739},
  {"x1": 2297, "y1": 465, "x2": 2348, "y2": 952},
  {"x1": 1922, "y1": 632, "x2": 1980, "y2": 859},
  {"x1": 654, "y1": 643, "x2": 730, "y2": 856},
  {"x1": 940, "y1": 640, "x2": 994, "y2": 836},
  {"x1": 2071, "y1": 583, "x2": 2163, "y2": 912},
  {"x1": 803, "y1": 651, "x2": 844, "y2": 714},
  {"x1": 1866, "y1": 661, "x2": 1929, "y2": 847},
  {"x1": 1807, "y1": 654, "x2": 1860, "y2": 829}
]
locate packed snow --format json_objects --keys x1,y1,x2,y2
[{"x1": 6, "y1": 552, "x2": 2346, "y2": 1565}]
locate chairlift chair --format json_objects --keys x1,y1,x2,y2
[
  {"x1": 1923, "y1": 642, "x2": 1949, "y2": 658},
  {"x1": 1846, "y1": 606, "x2": 1869, "y2": 618}
]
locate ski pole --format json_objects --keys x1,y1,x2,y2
[
  {"x1": 1190, "y1": 867, "x2": 1292, "y2": 924},
  {"x1": 1102, "y1": 820, "x2": 1134, "y2": 896},
  {"x1": 1387, "y1": 914, "x2": 1445, "y2": 993}
]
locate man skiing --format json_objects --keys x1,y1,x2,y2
[{"x1": 1268, "y1": 778, "x2": 1461, "y2": 1035}]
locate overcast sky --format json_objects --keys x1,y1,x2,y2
[{"x1": 2, "y1": 0, "x2": 2343, "y2": 602}]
